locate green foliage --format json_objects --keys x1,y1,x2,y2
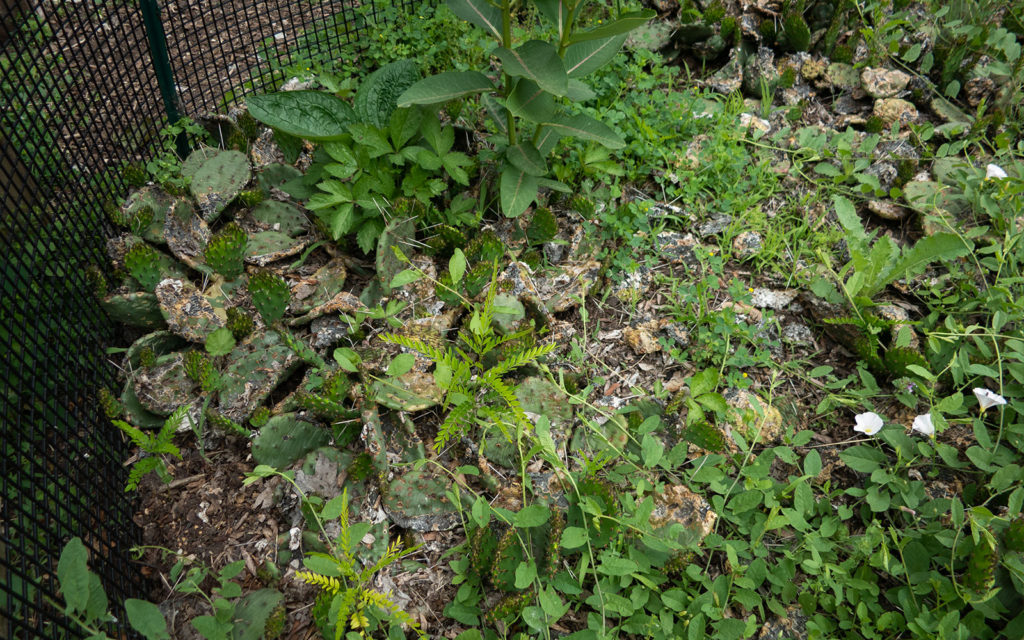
[
  {"x1": 397, "y1": 0, "x2": 653, "y2": 216},
  {"x1": 147, "y1": 117, "x2": 210, "y2": 188},
  {"x1": 248, "y1": 271, "x2": 291, "y2": 325},
  {"x1": 225, "y1": 306, "x2": 255, "y2": 341},
  {"x1": 204, "y1": 222, "x2": 248, "y2": 280},
  {"x1": 112, "y1": 406, "x2": 185, "y2": 491},
  {"x1": 782, "y1": 12, "x2": 811, "y2": 51},
  {"x1": 125, "y1": 242, "x2": 163, "y2": 292}
]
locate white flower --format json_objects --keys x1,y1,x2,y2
[
  {"x1": 854, "y1": 412, "x2": 884, "y2": 436},
  {"x1": 912, "y1": 414, "x2": 935, "y2": 436},
  {"x1": 973, "y1": 388, "x2": 1007, "y2": 411},
  {"x1": 986, "y1": 164, "x2": 1008, "y2": 180}
]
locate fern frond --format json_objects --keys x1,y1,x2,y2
[
  {"x1": 125, "y1": 457, "x2": 160, "y2": 492},
  {"x1": 434, "y1": 401, "x2": 475, "y2": 451},
  {"x1": 295, "y1": 570, "x2": 342, "y2": 594},
  {"x1": 334, "y1": 588, "x2": 359, "y2": 640},
  {"x1": 114, "y1": 419, "x2": 150, "y2": 450},
  {"x1": 361, "y1": 589, "x2": 426, "y2": 638},
  {"x1": 484, "y1": 374, "x2": 530, "y2": 425},
  {"x1": 155, "y1": 406, "x2": 188, "y2": 455},
  {"x1": 488, "y1": 343, "x2": 556, "y2": 377},
  {"x1": 378, "y1": 332, "x2": 447, "y2": 362}
]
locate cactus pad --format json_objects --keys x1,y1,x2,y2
[
  {"x1": 248, "y1": 271, "x2": 291, "y2": 325},
  {"x1": 186, "y1": 148, "x2": 252, "y2": 222},
  {"x1": 204, "y1": 222, "x2": 248, "y2": 280},
  {"x1": 288, "y1": 258, "x2": 347, "y2": 315},
  {"x1": 217, "y1": 330, "x2": 301, "y2": 422},
  {"x1": 248, "y1": 200, "x2": 309, "y2": 238},
  {"x1": 132, "y1": 352, "x2": 197, "y2": 416},
  {"x1": 252, "y1": 413, "x2": 330, "y2": 468},
  {"x1": 244, "y1": 231, "x2": 311, "y2": 266},
  {"x1": 120, "y1": 186, "x2": 172, "y2": 243},
  {"x1": 155, "y1": 279, "x2": 226, "y2": 343},
  {"x1": 101, "y1": 292, "x2": 166, "y2": 330},
  {"x1": 163, "y1": 199, "x2": 212, "y2": 269},
  {"x1": 381, "y1": 466, "x2": 461, "y2": 531}
]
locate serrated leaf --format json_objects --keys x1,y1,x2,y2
[
  {"x1": 506, "y1": 143, "x2": 548, "y2": 176},
  {"x1": 356, "y1": 218, "x2": 384, "y2": 254},
  {"x1": 447, "y1": 0, "x2": 503, "y2": 39},
  {"x1": 205, "y1": 327, "x2": 236, "y2": 357},
  {"x1": 564, "y1": 34, "x2": 628, "y2": 78},
  {"x1": 349, "y1": 123, "x2": 393, "y2": 157},
  {"x1": 390, "y1": 106, "x2": 425, "y2": 149},
  {"x1": 246, "y1": 91, "x2": 356, "y2": 141},
  {"x1": 495, "y1": 40, "x2": 568, "y2": 96},
  {"x1": 500, "y1": 166, "x2": 538, "y2": 217},
  {"x1": 397, "y1": 71, "x2": 494, "y2": 106},
  {"x1": 832, "y1": 194, "x2": 866, "y2": 244},
  {"x1": 58, "y1": 538, "x2": 90, "y2": 614},
  {"x1": 878, "y1": 232, "x2": 971, "y2": 293},
  {"x1": 541, "y1": 113, "x2": 625, "y2": 148},
  {"x1": 568, "y1": 11, "x2": 656, "y2": 43}
]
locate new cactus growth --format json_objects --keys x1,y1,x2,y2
[
  {"x1": 138, "y1": 346, "x2": 156, "y2": 368},
  {"x1": 110, "y1": 203, "x2": 155, "y2": 237},
  {"x1": 122, "y1": 162, "x2": 148, "y2": 187},
  {"x1": 248, "y1": 271, "x2": 290, "y2": 325},
  {"x1": 98, "y1": 388, "x2": 123, "y2": 419},
  {"x1": 249, "y1": 406, "x2": 270, "y2": 428},
  {"x1": 526, "y1": 206, "x2": 558, "y2": 245},
  {"x1": 225, "y1": 306, "x2": 255, "y2": 341},
  {"x1": 206, "y1": 408, "x2": 247, "y2": 436},
  {"x1": 237, "y1": 189, "x2": 265, "y2": 208},
  {"x1": 204, "y1": 222, "x2": 248, "y2": 280},
  {"x1": 125, "y1": 242, "x2": 163, "y2": 291}
]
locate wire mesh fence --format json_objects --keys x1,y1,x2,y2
[{"x1": 0, "y1": 0, "x2": 406, "y2": 636}]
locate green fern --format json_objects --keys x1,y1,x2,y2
[{"x1": 113, "y1": 405, "x2": 185, "y2": 491}]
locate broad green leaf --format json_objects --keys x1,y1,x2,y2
[
  {"x1": 334, "y1": 347, "x2": 360, "y2": 372},
  {"x1": 442, "y1": 152, "x2": 472, "y2": 185},
  {"x1": 597, "y1": 554, "x2": 638, "y2": 576},
  {"x1": 349, "y1": 123, "x2": 393, "y2": 158},
  {"x1": 324, "y1": 141, "x2": 357, "y2": 167},
  {"x1": 246, "y1": 91, "x2": 356, "y2": 141},
  {"x1": 447, "y1": 0, "x2": 503, "y2": 39},
  {"x1": 58, "y1": 538, "x2": 90, "y2": 614},
  {"x1": 561, "y1": 526, "x2": 588, "y2": 549},
  {"x1": 321, "y1": 493, "x2": 348, "y2": 521},
  {"x1": 303, "y1": 552, "x2": 342, "y2": 577},
  {"x1": 641, "y1": 433, "x2": 662, "y2": 467},
  {"x1": 532, "y1": 0, "x2": 570, "y2": 37},
  {"x1": 205, "y1": 328, "x2": 236, "y2": 357},
  {"x1": 689, "y1": 368, "x2": 719, "y2": 397},
  {"x1": 564, "y1": 34, "x2": 628, "y2": 77},
  {"x1": 390, "y1": 268, "x2": 423, "y2": 288},
  {"x1": 125, "y1": 599, "x2": 171, "y2": 640},
  {"x1": 397, "y1": 71, "x2": 495, "y2": 106},
  {"x1": 353, "y1": 60, "x2": 420, "y2": 130},
  {"x1": 506, "y1": 143, "x2": 547, "y2": 176},
  {"x1": 191, "y1": 615, "x2": 232, "y2": 640},
  {"x1": 803, "y1": 449, "x2": 822, "y2": 477},
  {"x1": 450, "y1": 248, "x2": 467, "y2": 284},
  {"x1": 472, "y1": 495, "x2": 490, "y2": 527},
  {"x1": 390, "y1": 106, "x2": 424, "y2": 149},
  {"x1": 495, "y1": 40, "x2": 568, "y2": 97},
  {"x1": 387, "y1": 353, "x2": 416, "y2": 377},
  {"x1": 506, "y1": 79, "x2": 556, "y2": 123},
  {"x1": 534, "y1": 126, "x2": 559, "y2": 155},
  {"x1": 500, "y1": 166, "x2": 539, "y2": 217},
  {"x1": 567, "y1": 79, "x2": 596, "y2": 102},
  {"x1": 541, "y1": 113, "x2": 625, "y2": 148},
  {"x1": 515, "y1": 560, "x2": 538, "y2": 588},
  {"x1": 515, "y1": 504, "x2": 550, "y2": 527},
  {"x1": 832, "y1": 194, "x2": 866, "y2": 244},
  {"x1": 536, "y1": 177, "x2": 571, "y2": 192},
  {"x1": 568, "y1": 11, "x2": 656, "y2": 43}
]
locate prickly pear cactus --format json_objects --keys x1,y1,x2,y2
[
  {"x1": 381, "y1": 466, "x2": 461, "y2": 532},
  {"x1": 248, "y1": 271, "x2": 291, "y2": 325},
  {"x1": 370, "y1": 371, "x2": 442, "y2": 412},
  {"x1": 230, "y1": 588, "x2": 284, "y2": 640},
  {"x1": 288, "y1": 258, "x2": 347, "y2": 315},
  {"x1": 185, "y1": 148, "x2": 252, "y2": 222},
  {"x1": 883, "y1": 345, "x2": 928, "y2": 378},
  {"x1": 124, "y1": 331, "x2": 186, "y2": 369},
  {"x1": 204, "y1": 222, "x2": 248, "y2": 280},
  {"x1": 248, "y1": 200, "x2": 309, "y2": 237},
  {"x1": 526, "y1": 206, "x2": 558, "y2": 245},
  {"x1": 252, "y1": 413, "x2": 330, "y2": 469},
  {"x1": 217, "y1": 330, "x2": 301, "y2": 422},
  {"x1": 155, "y1": 279, "x2": 226, "y2": 343},
  {"x1": 163, "y1": 199, "x2": 212, "y2": 269},
  {"x1": 245, "y1": 231, "x2": 310, "y2": 266},
  {"x1": 124, "y1": 243, "x2": 164, "y2": 292},
  {"x1": 132, "y1": 353, "x2": 197, "y2": 416},
  {"x1": 119, "y1": 381, "x2": 170, "y2": 429},
  {"x1": 119, "y1": 186, "x2": 172, "y2": 243},
  {"x1": 101, "y1": 291, "x2": 166, "y2": 329},
  {"x1": 962, "y1": 536, "x2": 998, "y2": 601},
  {"x1": 225, "y1": 306, "x2": 255, "y2": 341}
]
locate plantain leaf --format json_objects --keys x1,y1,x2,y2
[
  {"x1": 506, "y1": 143, "x2": 548, "y2": 176},
  {"x1": 246, "y1": 91, "x2": 356, "y2": 141},
  {"x1": 568, "y1": 11, "x2": 656, "y2": 43},
  {"x1": 495, "y1": 41, "x2": 568, "y2": 97},
  {"x1": 506, "y1": 79, "x2": 556, "y2": 123},
  {"x1": 447, "y1": 0, "x2": 503, "y2": 40},
  {"x1": 564, "y1": 34, "x2": 628, "y2": 78},
  {"x1": 500, "y1": 166, "x2": 539, "y2": 218},
  {"x1": 540, "y1": 113, "x2": 625, "y2": 148},
  {"x1": 397, "y1": 71, "x2": 495, "y2": 106}
]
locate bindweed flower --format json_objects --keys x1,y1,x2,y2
[
  {"x1": 973, "y1": 388, "x2": 1007, "y2": 412},
  {"x1": 985, "y1": 164, "x2": 1008, "y2": 180},
  {"x1": 912, "y1": 414, "x2": 935, "y2": 436},
  {"x1": 854, "y1": 412, "x2": 884, "y2": 436}
]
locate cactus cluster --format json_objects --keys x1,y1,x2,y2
[
  {"x1": 237, "y1": 189, "x2": 265, "y2": 208},
  {"x1": 526, "y1": 207, "x2": 558, "y2": 246},
  {"x1": 122, "y1": 162, "x2": 149, "y2": 188},
  {"x1": 98, "y1": 387, "x2": 123, "y2": 419},
  {"x1": 248, "y1": 271, "x2": 290, "y2": 325},
  {"x1": 249, "y1": 406, "x2": 271, "y2": 428},
  {"x1": 183, "y1": 350, "x2": 219, "y2": 392},
  {"x1": 295, "y1": 391, "x2": 357, "y2": 423},
  {"x1": 204, "y1": 222, "x2": 248, "y2": 280},
  {"x1": 206, "y1": 408, "x2": 247, "y2": 436},
  {"x1": 109, "y1": 203, "x2": 155, "y2": 236},
  {"x1": 125, "y1": 242, "x2": 163, "y2": 292},
  {"x1": 225, "y1": 306, "x2": 255, "y2": 341},
  {"x1": 138, "y1": 346, "x2": 157, "y2": 368}
]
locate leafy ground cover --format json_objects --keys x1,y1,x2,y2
[{"x1": 58, "y1": 0, "x2": 1024, "y2": 639}]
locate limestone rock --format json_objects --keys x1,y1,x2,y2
[
  {"x1": 873, "y1": 98, "x2": 918, "y2": 127},
  {"x1": 860, "y1": 67, "x2": 910, "y2": 98}
]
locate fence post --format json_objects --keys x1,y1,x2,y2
[{"x1": 139, "y1": 0, "x2": 189, "y2": 158}]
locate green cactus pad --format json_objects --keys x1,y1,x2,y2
[
  {"x1": 231, "y1": 589, "x2": 285, "y2": 640},
  {"x1": 288, "y1": 258, "x2": 347, "y2": 315},
  {"x1": 132, "y1": 352, "x2": 198, "y2": 416},
  {"x1": 124, "y1": 331, "x2": 186, "y2": 370},
  {"x1": 245, "y1": 231, "x2": 310, "y2": 267},
  {"x1": 121, "y1": 186, "x2": 172, "y2": 244},
  {"x1": 248, "y1": 201, "x2": 309, "y2": 238},
  {"x1": 218, "y1": 330, "x2": 301, "y2": 422},
  {"x1": 381, "y1": 466, "x2": 461, "y2": 531},
  {"x1": 248, "y1": 271, "x2": 291, "y2": 325},
  {"x1": 186, "y1": 148, "x2": 252, "y2": 223},
  {"x1": 252, "y1": 413, "x2": 330, "y2": 468},
  {"x1": 101, "y1": 292, "x2": 166, "y2": 329},
  {"x1": 370, "y1": 371, "x2": 442, "y2": 412},
  {"x1": 516, "y1": 376, "x2": 573, "y2": 426},
  {"x1": 256, "y1": 163, "x2": 303, "y2": 193},
  {"x1": 204, "y1": 222, "x2": 248, "y2": 280},
  {"x1": 119, "y1": 380, "x2": 171, "y2": 429}
]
